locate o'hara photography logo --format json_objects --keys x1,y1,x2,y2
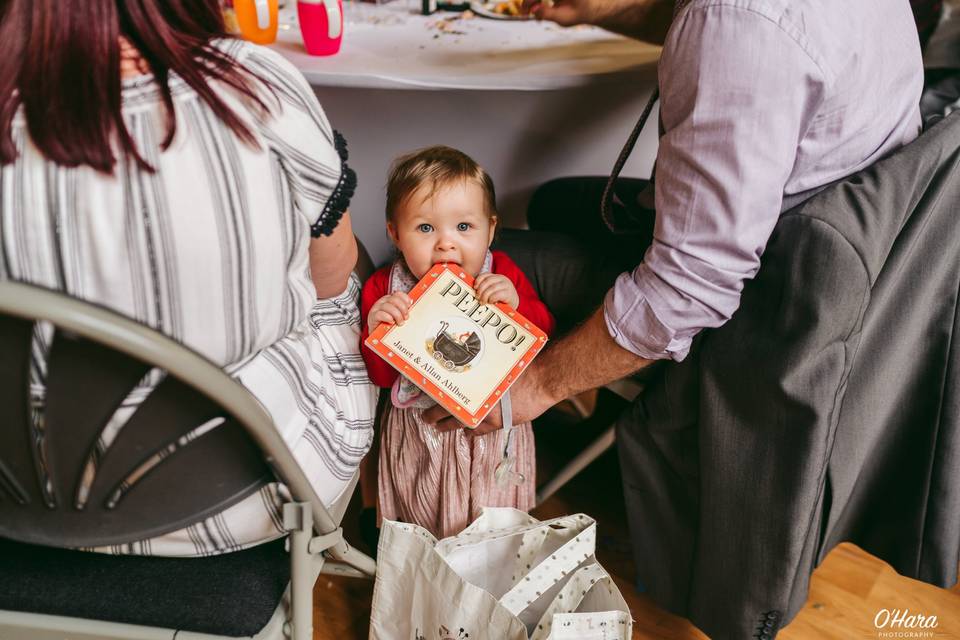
[{"x1": 874, "y1": 608, "x2": 939, "y2": 638}]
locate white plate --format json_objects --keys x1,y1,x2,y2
[{"x1": 469, "y1": 2, "x2": 533, "y2": 20}]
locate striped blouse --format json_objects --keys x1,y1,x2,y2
[{"x1": 0, "y1": 40, "x2": 376, "y2": 556}]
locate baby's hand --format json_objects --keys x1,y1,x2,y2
[
  {"x1": 368, "y1": 292, "x2": 413, "y2": 333},
  {"x1": 475, "y1": 274, "x2": 520, "y2": 309}
]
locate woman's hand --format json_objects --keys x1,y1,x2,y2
[
  {"x1": 367, "y1": 292, "x2": 414, "y2": 333},
  {"x1": 474, "y1": 273, "x2": 520, "y2": 309}
]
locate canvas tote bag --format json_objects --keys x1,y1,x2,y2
[{"x1": 369, "y1": 508, "x2": 632, "y2": 640}]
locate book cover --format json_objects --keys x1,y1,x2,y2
[{"x1": 364, "y1": 263, "x2": 549, "y2": 428}]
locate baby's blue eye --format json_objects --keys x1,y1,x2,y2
[
  {"x1": 457, "y1": 222, "x2": 471, "y2": 232},
  {"x1": 418, "y1": 223, "x2": 434, "y2": 233}
]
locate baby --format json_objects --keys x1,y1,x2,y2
[{"x1": 360, "y1": 145, "x2": 555, "y2": 538}]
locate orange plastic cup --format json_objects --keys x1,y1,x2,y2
[{"x1": 234, "y1": 0, "x2": 279, "y2": 45}]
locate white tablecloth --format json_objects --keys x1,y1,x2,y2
[{"x1": 275, "y1": 3, "x2": 660, "y2": 90}]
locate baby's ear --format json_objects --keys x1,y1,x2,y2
[
  {"x1": 387, "y1": 221, "x2": 400, "y2": 245},
  {"x1": 487, "y1": 215, "x2": 498, "y2": 245}
]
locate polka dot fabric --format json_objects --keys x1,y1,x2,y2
[{"x1": 370, "y1": 508, "x2": 633, "y2": 639}]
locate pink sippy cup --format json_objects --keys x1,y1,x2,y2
[{"x1": 297, "y1": 0, "x2": 343, "y2": 56}]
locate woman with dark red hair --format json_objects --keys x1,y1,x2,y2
[{"x1": 0, "y1": 0, "x2": 376, "y2": 555}]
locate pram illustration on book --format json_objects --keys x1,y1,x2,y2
[{"x1": 428, "y1": 320, "x2": 482, "y2": 371}]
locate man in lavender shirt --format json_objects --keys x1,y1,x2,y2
[{"x1": 428, "y1": 0, "x2": 924, "y2": 429}]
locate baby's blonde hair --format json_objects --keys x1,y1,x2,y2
[{"x1": 385, "y1": 146, "x2": 497, "y2": 223}]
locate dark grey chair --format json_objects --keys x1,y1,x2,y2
[{"x1": 0, "y1": 279, "x2": 375, "y2": 640}]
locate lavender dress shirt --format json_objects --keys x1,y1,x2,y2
[{"x1": 604, "y1": 0, "x2": 924, "y2": 361}]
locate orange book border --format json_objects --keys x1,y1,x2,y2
[{"x1": 364, "y1": 263, "x2": 549, "y2": 428}]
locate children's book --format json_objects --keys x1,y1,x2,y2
[{"x1": 364, "y1": 263, "x2": 549, "y2": 428}]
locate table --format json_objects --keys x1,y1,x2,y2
[{"x1": 272, "y1": 2, "x2": 662, "y2": 264}]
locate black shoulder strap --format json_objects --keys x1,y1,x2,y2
[
  {"x1": 600, "y1": 0, "x2": 690, "y2": 234},
  {"x1": 600, "y1": 88, "x2": 660, "y2": 234}
]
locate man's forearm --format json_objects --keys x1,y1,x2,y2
[
  {"x1": 530, "y1": 0, "x2": 676, "y2": 44},
  {"x1": 530, "y1": 307, "x2": 654, "y2": 406},
  {"x1": 425, "y1": 306, "x2": 652, "y2": 430}
]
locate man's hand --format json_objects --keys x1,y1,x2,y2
[
  {"x1": 522, "y1": 0, "x2": 609, "y2": 27},
  {"x1": 475, "y1": 273, "x2": 520, "y2": 309},
  {"x1": 422, "y1": 362, "x2": 558, "y2": 434},
  {"x1": 522, "y1": 0, "x2": 675, "y2": 44}
]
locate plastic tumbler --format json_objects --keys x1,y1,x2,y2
[
  {"x1": 234, "y1": 0, "x2": 279, "y2": 44},
  {"x1": 297, "y1": 0, "x2": 343, "y2": 56}
]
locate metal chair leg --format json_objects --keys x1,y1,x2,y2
[{"x1": 284, "y1": 504, "x2": 315, "y2": 640}]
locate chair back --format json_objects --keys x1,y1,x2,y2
[{"x1": 0, "y1": 282, "x2": 278, "y2": 548}]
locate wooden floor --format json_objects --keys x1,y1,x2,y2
[{"x1": 314, "y1": 394, "x2": 960, "y2": 639}]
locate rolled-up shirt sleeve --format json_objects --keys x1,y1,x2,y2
[{"x1": 604, "y1": 4, "x2": 826, "y2": 361}]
